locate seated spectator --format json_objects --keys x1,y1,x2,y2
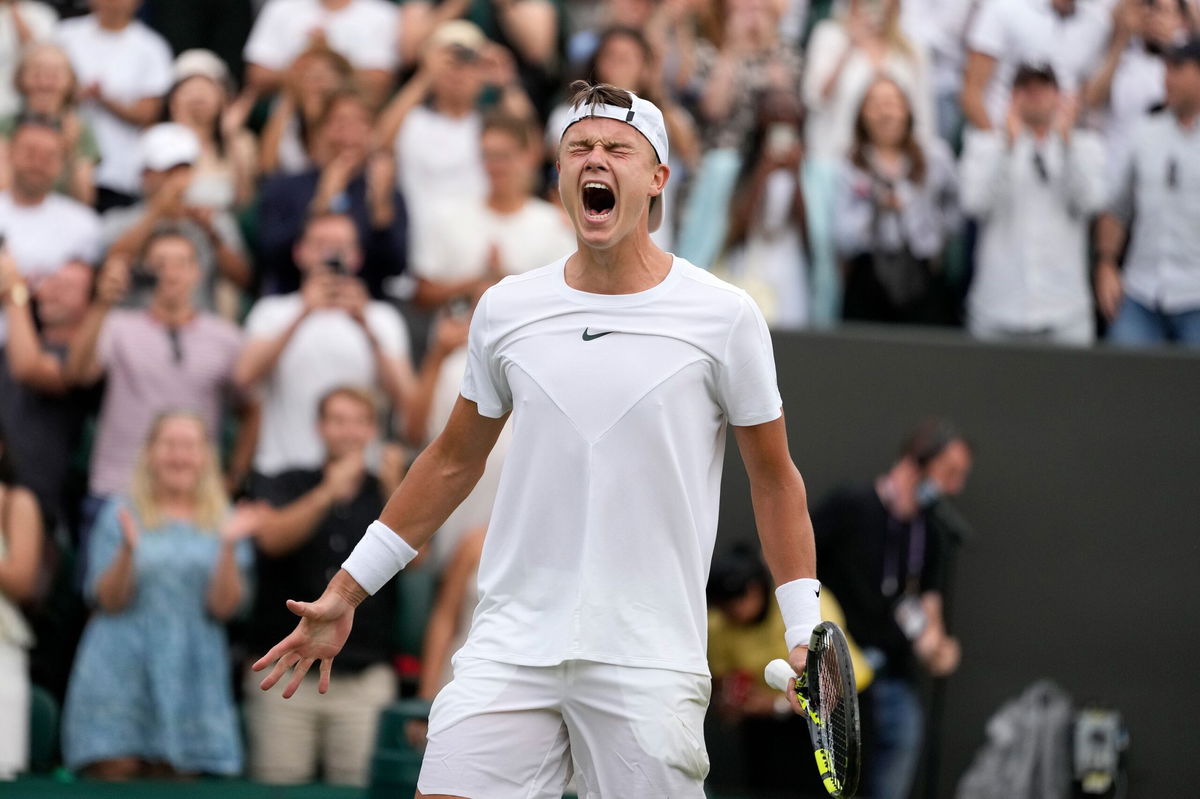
[
  {"x1": 65, "y1": 232, "x2": 250, "y2": 535},
  {"x1": 0, "y1": 251, "x2": 98, "y2": 523},
  {"x1": 258, "y1": 89, "x2": 407, "y2": 299},
  {"x1": 835, "y1": 78, "x2": 960, "y2": 325},
  {"x1": 236, "y1": 212, "x2": 415, "y2": 478},
  {"x1": 56, "y1": 0, "x2": 174, "y2": 211},
  {"x1": 376, "y1": 21, "x2": 533, "y2": 252},
  {"x1": 61, "y1": 412, "x2": 256, "y2": 779},
  {"x1": 677, "y1": 0, "x2": 802, "y2": 268},
  {"x1": 1085, "y1": 0, "x2": 1188, "y2": 190},
  {"x1": 259, "y1": 43, "x2": 354, "y2": 176},
  {"x1": 102, "y1": 123, "x2": 252, "y2": 312},
  {"x1": 0, "y1": 433, "x2": 43, "y2": 781},
  {"x1": 411, "y1": 113, "x2": 574, "y2": 310},
  {"x1": 243, "y1": 0, "x2": 399, "y2": 109},
  {"x1": 544, "y1": 26, "x2": 700, "y2": 251},
  {"x1": 962, "y1": 0, "x2": 1111, "y2": 131},
  {"x1": 166, "y1": 50, "x2": 258, "y2": 213},
  {"x1": 716, "y1": 89, "x2": 813, "y2": 330},
  {"x1": 1095, "y1": 38, "x2": 1200, "y2": 347},
  {"x1": 0, "y1": 1, "x2": 57, "y2": 119},
  {"x1": 0, "y1": 43, "x2": 98, "y2": 205},
  {"x1": 804, "y1": 0, "x2": 935, "y2": 160},
  {"x1": 961, "y1": 64, "x2": 1107, "y2": 345},
  {"x1": 0, "y1": 113, "x2": 100, "y2": 340},
  {"x1": 243, "y1": 386, "x2": 398, "y2": 786}
]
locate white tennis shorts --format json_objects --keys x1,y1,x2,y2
[{"x1": 416, "y1": 657, "x2": 712, "y2": 798}]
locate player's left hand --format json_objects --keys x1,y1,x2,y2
[{"x1": 252, "y1": 586, "x2": 357, "y2": 698}]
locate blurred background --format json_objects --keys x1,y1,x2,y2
[{"x1": 0, "y1": 0, "x2": 1198, "y2": 797}]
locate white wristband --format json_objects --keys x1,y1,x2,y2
[
  {"x1": 341, "y1": 520, "x2": 419, "y2": 595},
  {"x1": 776, "y1": 577, "x2": 822, "y2": 652}
]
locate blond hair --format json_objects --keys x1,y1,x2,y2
[{"x1": 129, "y1": 411, "x2": 229, "y2": 531}]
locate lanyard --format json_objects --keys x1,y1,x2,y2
[{"x1": 881, "y1": 515, "x2": 926, "y2": 598}]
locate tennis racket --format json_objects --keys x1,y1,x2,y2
[{"x1": 765, "y1": 621, "x2": 862, "y2": 798}]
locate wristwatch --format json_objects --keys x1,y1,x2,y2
[{"x1": 4, "y1": 281, "x2": 29, "y2": 308}]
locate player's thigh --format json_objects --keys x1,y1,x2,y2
[
  {"x1": 321, "y1": 664, "x2": 397, "y2": 786},
  {"x1": 242, "y1": 669, "x2": 321, "y2": 784},
  {"x1": 417, "y1": 658, "x2": 571, "y2": 799},
  {"x1": 564, "y1": 662, "x2": 711, "y2": 798}
]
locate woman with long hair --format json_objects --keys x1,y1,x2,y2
[
  {"x1": 259, "y1": 43, "x2": 355, "y2": 176},
  {"x1": 0, "y1": 434, "x2": 42, "y2": 780},
  {"x1": 803, "y1": 0, "x2": 935, "y2": 160},
  {"x1": 0, "y1": 43, "x2": 99, "y2": 204},
  {"x1": 835, "y1": 77, "x2": 960, "y2": 324},
  {"x1": 62, "y1": 412, "x2": 258, "y2": 779},
  {"x1": 165, "y1": 50, "x2": 258, "y2": 212}
]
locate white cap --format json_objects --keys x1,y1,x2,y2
[
  {"x1": 558, "y1": 89, "x2": 670, "y2": 232},
  {"x1": 173, "y1": 48, "x2": 234, "y2": 95},
  {"x1": 139, "y1": 123, "x2": 201, "y2": 172}
]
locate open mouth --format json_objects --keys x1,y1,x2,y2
[{"x1": 582, "y1": 182, "x2": 616, "y2": 222}]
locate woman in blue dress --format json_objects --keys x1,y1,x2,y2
[{"x1": 63, "y1": 411, "x2": 260, "y2": 779}]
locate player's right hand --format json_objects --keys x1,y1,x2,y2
[{"x1": 252, "y1": 588, "x2": 356, "y2": 698}]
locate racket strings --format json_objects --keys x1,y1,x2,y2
[{"x1": 816, "y1": 644, "x2": 852, "y2": 782}]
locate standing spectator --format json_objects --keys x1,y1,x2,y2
[
  {"x1": 411, "y1": 113, "x2": 574, "y2": 310},
  {"x1": 243, "y1": 386, "x2": 397, "y2": 787},
  {"x1": 677, "y1": 0, "x2": 803, "y2": 269},
  {"x1": 962, "y1": 0, "x2": 1111, "y2": 131},
  {"x1": 243, "y1": 0, "x2": 400, "y2": 109},
  {"x1": 258, "y1": 43, "x2": 354, "y2": 176},
  {"x1": 102, "y1": 123, "x2": 252, "y2": 312},
  {"x1": 1084, "y1": 0, "x2": 1189, "y2": 190},
  {"x1": 0, "y1": 251, "x2": 97, "y2": 523},
  {"x1": 0, "y1": 434, "x2": 43, "y2": 781},
  {"x1": 804, "y1": 0, "x2": 935, "y2": 160},
  {"x1": 61, "y1": 413, "x2": 256, "y2": 779},
  {"x1": 166, "y1": 50, "x2": 259, "y2": 213},
  {"x1": 835, "y1": 78, "x2": 960, "y2": 325},
  {"x1": 236, "y1": 212, "x2": 415, "y2": 478},
  {"x1": 812, "y1": 419, "x2": 969, "y2": 799},
  {"x1": 376, "y1": 21, "x2": 532, "y2": 251},
  {"x1": 0, "y1": 43, "x2": 100, "y2": 205},
  {"x1": 0, "y1": 0, "x2": 58, "y2": 119},
  {"x1": 56, "y1": 0, "x2": 174, "y2": 211},
  {"x1": 65, "y1": 232, "x2": 251, "y2": 534},
  {"x1": 0, "y1": 114, "x2": 100, "y2": 342},
  {"x1": 961, "y1": 65, "x2": 1108, "y2": 345},
  {"x1": 141, "y1": 0, "x2": 254, "y2": 85},
  {"x1": 258, "y1": 89, "x2": 407, "y2": 299},
  {"x1": 717, "y1": 89, "x2": 814, "y2": 330},
  {"x1": 899, "y1": 0, "x2": 980, "y2": 143},
  {"x1": 1095, "y1": 38, "x2": 1200, "y2": 347}
]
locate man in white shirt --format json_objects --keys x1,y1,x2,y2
[
  {"x1": 0, "y1": 115, "x2": 100, "y2": 343},
  {"x1": 410, "y1": 112, "x2": 575, "y2": 309},
  {"x1": 56, "y1": 0, "x2": 174, "y2": 210},
  {"x1": 961, "y1": 64, "x2": 1108, "y2": 344},
  {"x1": 254, "y1": 81, "x2": 820, "y2": 798},
  {"x1": 236, "y1": 212, "x2": 415, "y2": 476},
  {"x1": 962, "y1": 0, "x2": 1111, "y2": 130},
  {"x1": 243, "y1": 0, "x2": 399, "y2": 107},
  {"x1": 1095, "y1": 38, "x2": 1200, "y2": 347}
]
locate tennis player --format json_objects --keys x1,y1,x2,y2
[{"x1": 254, "y1": 80, "x2": 820, "y2": 798}]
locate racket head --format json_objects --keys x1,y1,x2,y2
[{"x1": 803, "y1": 621, "x2": 862, "y2": 798}]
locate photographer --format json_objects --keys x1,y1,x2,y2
[{"x1": 236, "y1": 212, "x2": 415, "y2": 479}]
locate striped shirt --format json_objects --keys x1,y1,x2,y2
[{"x1": 89, "y1": 310, "x2": 242, "y2": 496}]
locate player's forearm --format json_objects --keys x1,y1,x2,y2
[{"x1": 751, "y1": 469, "x2": 817, "y2": 586}]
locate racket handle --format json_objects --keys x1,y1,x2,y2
[{"x1": 764, "y1": 658, "x2": 797, "y2": 692}]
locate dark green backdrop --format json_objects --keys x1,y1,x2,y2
[{"x1": 716, "y1": 326, "x2": 1200, "y2": 797}]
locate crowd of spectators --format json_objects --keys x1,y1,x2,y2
[{"x1": 0, "y1": 0, "x2": 1199, "y2": 788}]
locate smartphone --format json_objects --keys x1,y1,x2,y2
[{"x1": 324, "y1": 255, "x2": 348, "y2": 275}]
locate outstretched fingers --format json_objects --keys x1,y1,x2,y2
[
  {"x1": 318, "y1": 658, "x2": 333, "y2": 694},
  {"x1": 282, "y1": 657, "x2": 315, "y2": 699}
]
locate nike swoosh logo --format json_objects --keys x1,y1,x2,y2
[{"x1": 582, "y1": 328, "x2": 614, "y2": 341}]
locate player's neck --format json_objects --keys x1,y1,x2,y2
[{"x1": 567, "y1": 232, "x2": 672, "y2": 295}]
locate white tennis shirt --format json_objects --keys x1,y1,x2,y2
[{"x1": 456, "y1": 255, "x2": 783, "y2": 676}]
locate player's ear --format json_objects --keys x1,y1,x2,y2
[{"x1": 648, "y1": 161, "x2": 670, "y2": 198}]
